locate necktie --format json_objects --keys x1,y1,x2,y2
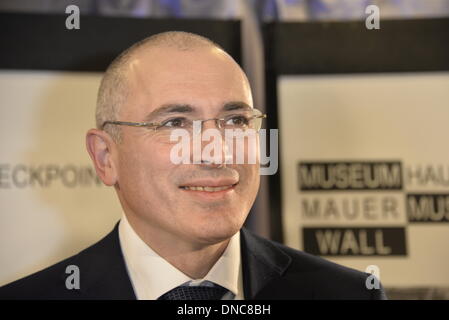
[{"x1": 158, "y1": 284, "x2": 228, "y2": 300}]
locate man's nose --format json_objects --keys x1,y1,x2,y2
[{"x1": 198, "y1": 119, "x2": 232, "y2": 167}]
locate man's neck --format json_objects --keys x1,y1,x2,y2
[
  {"x1": 161, "y1": 240, "x2": 230, "y2": 279},
  {"x1": 126, "y1": 213, "x2": 230, "y2": 279}
]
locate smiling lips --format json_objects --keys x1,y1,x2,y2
[
  {"x1": 179, "y1": 178, "x2": 238, "y2": 193},
  {"x1": 180, "y1": 184, "x2": 236, "y2": 192}
]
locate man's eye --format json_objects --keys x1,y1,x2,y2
[
  {"x1": 160, "y1": 118, "x2": 188, "y2": 128},
  {"x1": 225, "y1": 115, "x2": 250, "y2": 127}
]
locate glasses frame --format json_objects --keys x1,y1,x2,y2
[{"x1": 101, "y1": 109, "x2": 267, "y2": 132}]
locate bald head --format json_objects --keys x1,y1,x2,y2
[{"x1": 96, "y1": 31, "x2": 246, "y2": 142}]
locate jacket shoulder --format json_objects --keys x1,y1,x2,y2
[
  {"x1": 0, "y1": 254, "x2": 80, "y2": 299},
  {"x1": 0, "y1": 225, "x2": 119, "y2": 300},
  {"x1": 243, "y1": 230, "x2": 386, "y2": 300}
]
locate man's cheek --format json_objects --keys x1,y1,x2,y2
[{"x1": 154, "y1": 147, "x2": 178, "y2": 167}]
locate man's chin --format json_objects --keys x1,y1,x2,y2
[{"x1": 187, "y1": 223, "x2": 242, "y2": 246}]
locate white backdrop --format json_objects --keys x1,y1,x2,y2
[
  {"x1": 0, "y1": 70, "x2": 121, "y2": 286},
  {"x1": 278, "y1": 72, "x2": 449, "y2": 287}
]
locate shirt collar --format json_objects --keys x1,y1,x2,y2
[{"x1": 118, "y1": 214, "x2": 242, "y2": 300}]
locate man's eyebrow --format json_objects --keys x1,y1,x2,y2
[
  {"x1": 222, "y1": 102, "x2": 252, "y2": 112},
  {"x1": 143, "y1": 102, "x2": 252, "y2": 122},
  {"x1": 143, "y1": 104, "x2": 194, "y2": 122}
]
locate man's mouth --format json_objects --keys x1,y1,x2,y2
[{"x1": 179, "y1": 184, "x2": 237, "y2": 192}]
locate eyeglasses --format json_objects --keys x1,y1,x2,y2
[{"x1": 102, "y1": 108, "x2": 267, "y2": 143}]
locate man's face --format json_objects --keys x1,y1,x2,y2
[{"x1": 112, "y1": 46, "x2": 260, "y2": 245}]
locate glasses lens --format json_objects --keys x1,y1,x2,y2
[{"x1": 155, "y1": 109, "x2": 265, "y2": 144}]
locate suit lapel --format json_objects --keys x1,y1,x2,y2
[
  {"x1": 74, "y1": 222, "x2": 136, "y2": 299},
  {"x1": 240, "y1": 228, "x2": 292, "y2": 299}
]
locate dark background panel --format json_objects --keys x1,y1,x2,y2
[
  {"x1": 0, "y1": 12, "x2": 241, "y2": 71},
  {"x1": 267, "y1": 18, "x2": 449, "y2": 74}
]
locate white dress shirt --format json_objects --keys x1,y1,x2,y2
[{"x1": 118, "y1": 214, "x2": 244, "y2": 300}]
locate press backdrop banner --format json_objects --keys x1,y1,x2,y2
[
  {"x1": 0, "y1": 70, "x2": 121, "y2": 286},
  {"x1": 278, "y1": 72, "x2": 449, "y2": 287}
]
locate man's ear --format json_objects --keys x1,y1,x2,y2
[{"x1": 86, "y1": 129, "x2": 118, "y2": 186}]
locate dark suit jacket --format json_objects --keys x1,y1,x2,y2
[{"x1": 0, "y1": 223, "x2": 386, "y2": 299}]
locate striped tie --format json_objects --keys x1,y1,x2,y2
[{"x1": 157, "y1": 284, "x2": 228, "y2": 300}]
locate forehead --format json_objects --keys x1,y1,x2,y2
[{"x1": 121, "y1": 46, "x2": 252, "y2": 118}]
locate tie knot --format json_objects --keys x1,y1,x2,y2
[{"x1": 158, "y1": 283, "x2": 229, "y2": 300}]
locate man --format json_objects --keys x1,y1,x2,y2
[{"x1": 0, "y1": 31, "x2": 386, "y2": 300}]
